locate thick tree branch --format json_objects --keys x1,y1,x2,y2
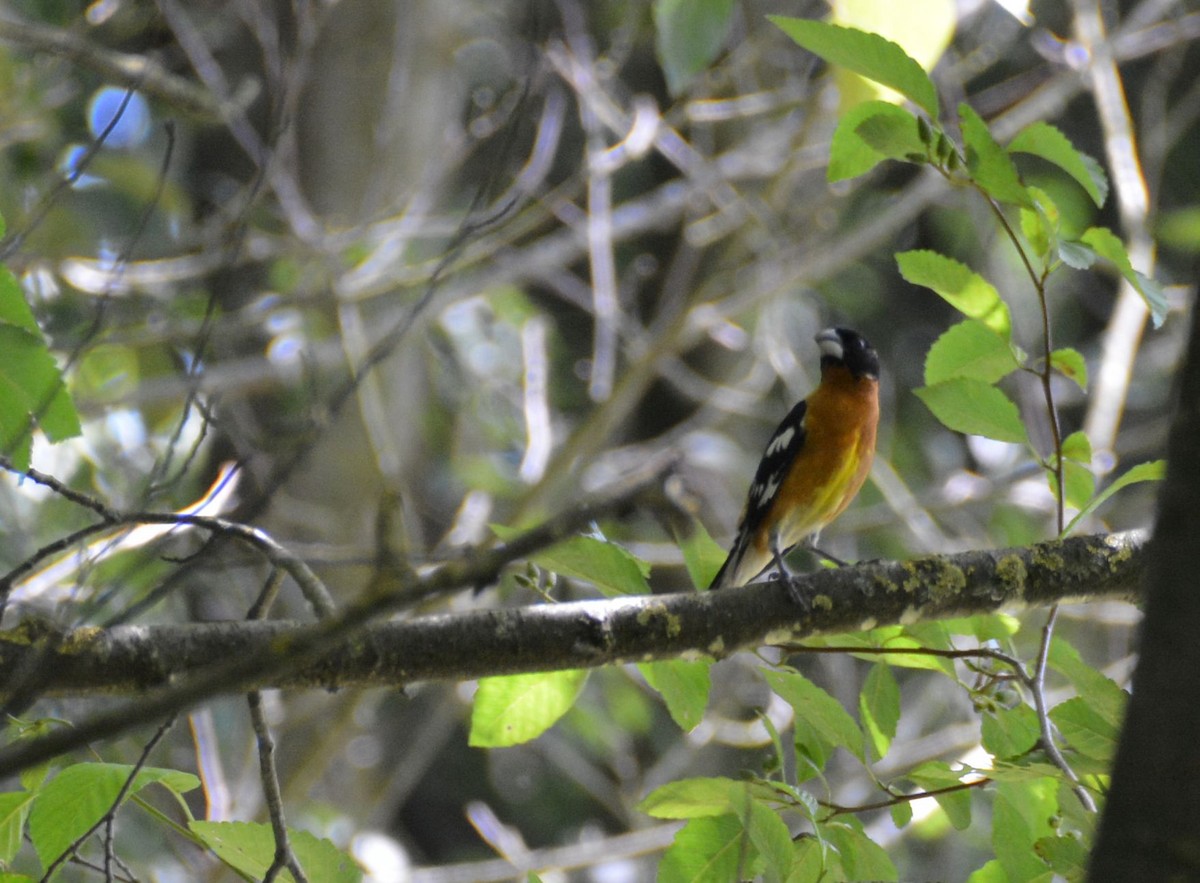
[
  {"x1": 0, "y1": 531, "x2": 1142, "y2": 778},
  {"x1": 3, "y1": 530, "x2": 1144, "y2": 696}
]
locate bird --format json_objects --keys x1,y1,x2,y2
[{"x1": 709, "y1": 326, "x2": 880, "y2": 594}]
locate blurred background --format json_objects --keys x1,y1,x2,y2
[{"x1": 0, "y1": 0, "x2": 1195, "y2": 879}]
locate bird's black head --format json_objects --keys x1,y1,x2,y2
[{"x1": 815, "y1": 327, "x2": 880, "y2": 380}]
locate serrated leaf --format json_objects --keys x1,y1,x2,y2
[
  {"x1": 855, "y1": 107, "x2": 927, "y2": 160},
  {"x1": 824, "y1": 821, "x2": 898, "y2": 881},
  {"x1": 0, "y1": 792, "x2": 34, "y2": 864},
  {"x1": 640, "y1": 777, "x2": 741, "y2": 818},
  {"x1": 1054, "y1": 459, "x2": 1095, "y2": 511},
  {"x1": 1008, "y1": 121, "x2": 1108, "y2": 206},
  {"x1": 493, "y1": 527, "x2": 651, "y2": 597},
  {"x1": 469, "y1": 670, "x2": 588, "y2": 747},
  {"x1": 740, "y1": 799, "x2": 793, "y2": 883},
  {"x1": 993, "y1": 779, "x2": 1057, "y2": 882},
  {"x1": 935, "y1": 787, "x2": 974, "y2": 830},
  {"x1": 0, "y1": 326, "x2": 82, "y2": 470},
  {"x1": 959, "y1": 103, "x2": 1033, "y2": 208},
  {"x1": 638, "y1": 659, "x2": 712, "y2": 731},
  {"x1": 981, "y1": 704, "x2": 1040, "y2": 760},
  {"x1": 764, "y1": 668, "x2": 865, "y2": 763},
  {"x1": 859, "y1": 662, "x2": 900, "y2": 761},
  {"x1": 1063, "y1": 459, "x2": 1165, "y2": 534},
  {"x1": 897, "y1": 250, "x2": 1012, "y2": 338},
  {"x1": 1049, "y1": 348, "x2": 1087, "y2": 390},
  {"x1": 1058, "y1": 240, "x2": 1096, "y2": 269},
  {"x1": 1035, "y1": 833, "x2": 1089, "y2": 877},
  {"x1": 191, "y1": 821, "x2": 361, "y2": 883},
  {"x1": 1081, "y1": 227, "x2": 1169, "y2": 327},
  {"x1": 1060, "y1": 430, "x2": 1091, "y2": 465},
  {"x1": 768, "y1": 17, "x2": 939, "y2": 117},
  {"x1": 1047, "y1": 638, "x2": 1128, "y2": 722},
  {"x1": 829, "y1": 0, "x2": 956, "y2": 115},
  {"x1": 0, "y1": 267, "x2": 38, "y2": 333},
  {"x1": 924, "y1": 320, "x2": 1020, "y2": 385},
  {"x1": 654, "y1": 0, "x2": 736, "y2": 96},
  {"x1": 674, "y1": 517, "x2": 727, "y2": 590},
  {"x1": 828, "y1": 101, "x2": 918, "y2": 181},
  {"x1": 1049, "y1": 696, "x2": 1121, "y2": 762},
  {"x1": 915, "y1": 379, "x2": 1029, "y2": 445},
  {"x1": 658, "y1": 815, "x2": 752, "y2": 883},
  {"x1": 29, "y1": 764, "x2": 199, "y2": 868}
]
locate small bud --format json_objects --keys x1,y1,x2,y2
[{"x1": 916, "y1": 115, "x2": 933, "y2": 146}]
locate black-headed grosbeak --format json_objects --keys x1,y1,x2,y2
[{"x1": 710, "y1": 327, "x2": 880, "y2": 590}]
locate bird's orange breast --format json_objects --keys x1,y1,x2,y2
[{"x1": 757, "y1": 365, "x2": 878, "y2": 552}]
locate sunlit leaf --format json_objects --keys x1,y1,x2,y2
[
  {"x1": 639, "y1": 659, "x2": 712, "y2": 731},
  {"x1": 915, "y1": 379, "x2": 1029, "y2": 445},
  {"x1": 768, "y1": 17, "x2": 939, "y2": 117},
  {"x1": 469, "y1": 670, "x2": 589, "y2": 747},
  {"x1": 764, "y1": 668, "x2": 865, "y2": 763},
  {"x1": 959, "y1": 103, "x2": 1033, "y2": 208},
  {"x1": 1008, "y1": 121, "x2": 1108, "y2": 206},
  {"x1": 1063, "y1": 459, "x2": 1165, "y2": 534},
  {"x1": 1081, "y1": 226, "x2": 1169, "y2": 327},
  {"x1": 1049, "y1": 348, "x2": 1087, "y2": 390},
  {"x1": 897, "y1": 250, "x2": 1012, "y2": 338},
  {"x1": 924, "y1": 320, "x2": 1020, "y2": 385}
]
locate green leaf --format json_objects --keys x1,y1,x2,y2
[
  {"x1": 0, "y1": 324, "x2": 82, "y2": 471},
  {"x1": 658, "y1": 815, "x2": 754, "y2": 883},
  {"x1": 767, "y1": 17, "x2": 939, "y2": 118},
  {"x1": 1063, "y1": 459, "x2": 1165, "y2": 534},
  {"x1": 981, "y1": 704, "x2": 1040, "y2": 760},
  {"x1": 924, "y1": 319, "x2": 1020, "y2": 385},
  {"x1": 638, "y1": 659, "x2": 712, "y2": 731},
  {"x1": 639, "y1": 776, "x2": 741, "y2": 818},
  {"x1": 1065, "y1": 431, "x2": 1094, "y2": 465},
  {"x1": 1047, "y1": 638, "x2": 1128, "y2": 721},
  {"x1": 897, "y1": 250, "x2": 1012, "y2": 338},
  {"x1": 1057, "y1": 240, "x2": 1096, "y2": 269},
  {"x1": 829, "y1": 101, "x2": 921, "y2": 181},
  {"x1": 654, "y1": 0, "x2": 736, "y2": 96},
  {"x1": 191, "y1": 821, "x2": 362, "y2": 883},
  {"x1": 1055, "y1": 459, "x2": 1096, "y2": 511},
  {"x1": 1049, "y1": 348, "x2": 1087, "y2": 390},
  {"x1": 935, "y1": 786, "x2": 974, "y2": 830},
  {"x1": 764, "y1": 668, "x2": 865, "y2": 763},
  {"x1": 469, "y1": 670, "x2": 588, "y2": 747},
  {"x1": 824, "y1": 821, "x2": 898, "y2": 881},
  {"x1": 1008, "y1": 121, "x2": 1108, "y2": 207},
  {"x1": 1020, "y1": 186, "x2": 1061, "y2": 260},
  {"x1": 855, "y1": 107, "x2": 927, "y2": 160},
  {"x1": 0, "y1": 792, "x2": 34, "y2": 864},
  {"x1": 968, "y1": 859, "x2": 1008, "y2": 882},
  {"x1": 1035, "y1": 834, "x2": 1089, "y2": 878},
  {"x1": 1049, "y1": 696, "x2": 1121, "y2": 762},
  {"x1": 674, "y1": 517, "x2": 727, "y2": 590},
  {"x1": 915, "y1": 379, "x2": 1029, "y2": 445},
  {"x1": 29, "y1": 763, "x2": 199, "y2": 868},
  {"x1": 859, "y1": 662, "x2": 900, "y2": 761},
  {"x1": 739, "y1": 799, "x2": 794, "y2": 883},
  {"x1": 890, "y1": 799, "x2": 913, "y2": 829},
  {"x1": 0, "y1": 267, "x2": 39, "y2": 333},
  {"x1": 1080, "y1": 226, "x2": 1169, "y2": 327},
  {"x1": 958, "y1": 103, "x2": 1033, "y2": 208},
  {"x1": 492, "y1": 528, "x2": 651, "y2": 597},
  {"x1": 992, "y1": 779, "x2": 1057, "y2": 882}
]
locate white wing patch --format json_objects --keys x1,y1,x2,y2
[
  {"x1": 750, "y1": 471, "x2": 783, "y2": 507},
  {"x1": 765, "y1": 426, "x2": 794, "y2": 457}
]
